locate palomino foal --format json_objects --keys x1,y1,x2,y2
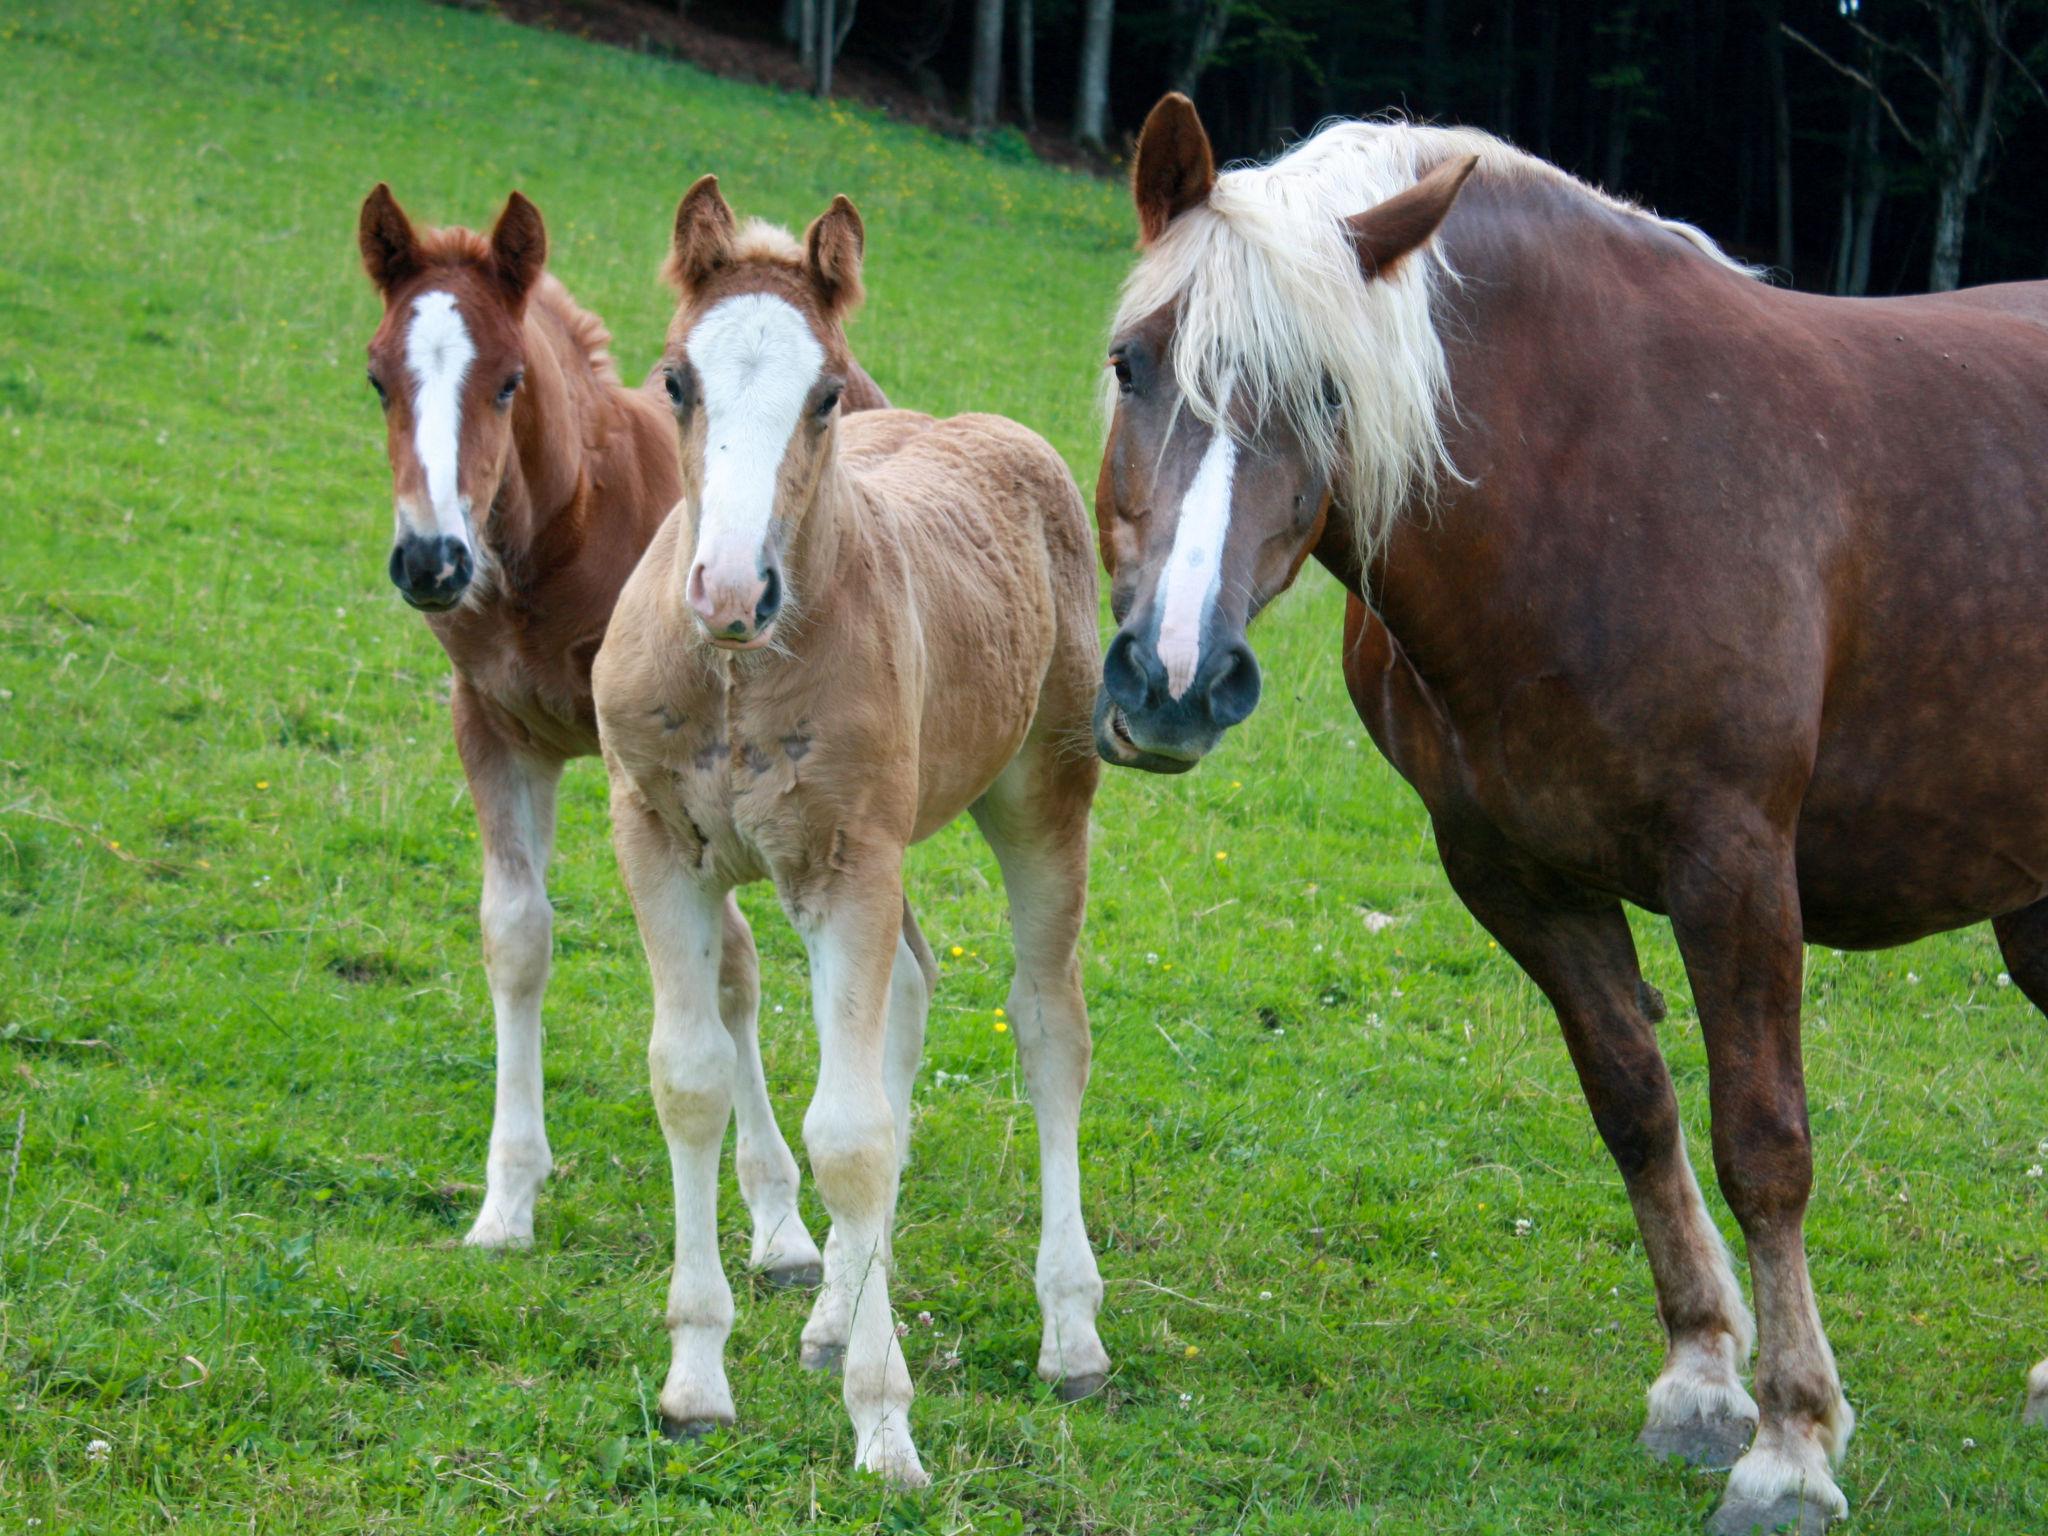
[
  {"x1": 357, "y1": 187, "x2": 881, "y2": 1261},
  {"x1": 593, "y1": 180, "x2": 1108, "y2": 1484}
]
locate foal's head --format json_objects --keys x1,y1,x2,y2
[
  {"x1": 1094, "y1": 96, "x2": 1475, "y2": 771},
  {"x1": 357, "y1": 185, "x2": 546, "y2": 612},
  {"x1": 657, "y1": 178, "x2": 866, "y2": 651}
]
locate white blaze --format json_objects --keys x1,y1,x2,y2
[
  {"x1": 687, "y1": 294, "x2": 825, "y2": 594},
  {"x1": 404, "y1": 290, "x2": 476, "y2": 547},
  {"x1": 1154, "y1": 429, "x2": 1238, "y2": 701}
]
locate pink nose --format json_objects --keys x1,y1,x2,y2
[{"x1": 686, "y1": 559, "x2": 780, "y2": 640}]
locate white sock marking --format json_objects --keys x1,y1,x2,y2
[{"x1": 1155, "y1": 429, "x2": 1237, "y2": 701}]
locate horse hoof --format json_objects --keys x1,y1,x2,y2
[
  {"x1": 1639, "y1": 1411, "x2": 1754, "y2": 1470},
  {"x1": 1707, "y1": 1492, "x2": 1840, "y2": 1535},
  {"x1": 761, "y1": 1261, "x2": 823, "y2": 1290},
  {"x1": 2026, "y1": 1397, "x2": 2048, "y2": 1428},
  {"x1": 659, "y1": 1415, "x2": 727, "y2": 1443},
  {"x1": 1055, "y1": 1371, "x2": 1109, "y2": 1403},
  {"x1": 801, "y1": 1342, "x2": 845, "y2": 1375}
]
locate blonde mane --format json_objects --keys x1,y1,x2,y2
[{"x1": 1110, "y1": 120, "x2": 1750, "y2": 556}]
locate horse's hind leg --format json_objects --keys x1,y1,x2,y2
[
  {"x1": 1667, "y1": 816, "x2": 1851, "y2": 1534},
  {"x1": 719, "y1": 896, "x2": 823, "y2": 1287},
  {"x1": 1438, "y1": 837, "x2": 1758, "y2": 1470},
  {"x1": 971, "y1": 744, "x2": 1111, "y2": 1400},
  {"x1": 1992, "y1": 900, "x2": 2048, "y2": 1425}
]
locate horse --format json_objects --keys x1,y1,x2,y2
[
  {"x1": 1091, "y1": 93, "x2": 2048, "y2": 1534},
  {"x1": 354, "y1": 185, "x2": 885, "y2": 1262},
  {"x1": 591, "y1": 178, "x2": 1109, "y2": 1486}
]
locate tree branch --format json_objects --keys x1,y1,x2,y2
[{"x1": 1780, "y1": 23, "x2": 1929, "y2": 153}]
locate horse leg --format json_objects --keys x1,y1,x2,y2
[
  {"x1": 1439, "y1": 838, "x2": 1756, "y2": 1468},
  {"x1": 971, "y1": 749, "x2": 1111, "y2": 1401},
  {"x1": 610, "y1": 787, "x2": 740, "y2": 1439},
  {"x1": 796, "y1": 862, "x2": 926, "y2": 1486},
  {"x1": 800, "y1": 901, "x2": 929, "y2": 1372},
  {"x1": 1668, "y1": 818, "x2": 1851, "y2": 1534},
  {"x1": 453, "y1": 687, "x2": 562, "y2": 1249},
  {"x1": 1992, "y1": 900, "x2": 2048, "y2": 1425},
  {"x1": 718, "y1": 895, "x2": 824, "y2": 1287}
]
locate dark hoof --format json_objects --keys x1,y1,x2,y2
[
  {"x1": 761, "y1": 1262, "x2": 823, "y2": 1291},
  {"x1": 1640, "y1": 1412, "x2": 1754, "y2": 1470},
  {"x1": 1707, "y1": 1493, "x2": 1839, "y2": 1536},
  {"x1": 659, "y1": 1415, "x2": 729, "y2": 1443},
  {"x1": 1638, "y1": 979, "x2": 1669, "y2": 1023},
  {"x1": 801, "y1": 1342, "x2": 845, "y2": 1375},
  {"x1": 1055, "y1": 1371, "x2": 1109, "y2": 1403}
]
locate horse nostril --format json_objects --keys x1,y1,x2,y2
[
  {"x1": 388, "y1": 544, "x2": 407, "y2": 590},
  {"x1": 1204, "y1": 640, "x2": 1262, "y2": 728},
  {"x1": 755, "y1": 565, "x2": 783, "y2": 629},
  {"x1": 1103, "y1": 629, "x2": 1160, "y2": 711}
]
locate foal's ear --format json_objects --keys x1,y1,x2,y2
[
  {"x1": 665, "y1": 174, "x2": 737, "y2": 295},
  {"x1": 359, "y1": 183, "x2": 420, "y2": 294},
  {"x1": 1347, "y1": 155, "x2": 1478, "y2": 280},
  {"x1": 489, "y1": 191, "x2": 548, "y2": 307},
  {"x1": 804, "y1": 194, "x2": 865, "y2": 318},
  {"x1": 1133, "y1": 92, "x2": 1216, "y2": 246}
]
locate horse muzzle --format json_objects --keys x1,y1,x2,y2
[
  {"x1": 390, "y1": 534, "x2": 473, "y2": 612},
  {"x1": 1093, "y1": 624, "x2": 1262, "y2": 773}
]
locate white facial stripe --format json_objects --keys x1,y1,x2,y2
[
  {"x1": 1155, "y1": 429, "x2": 1238, "y2": 701},
  {"x1": 404, "y1": 290, "x2": 476, "y2": 544},
  {"x1": 688, "y1": 293, "x2": 825, "y2": 584}
]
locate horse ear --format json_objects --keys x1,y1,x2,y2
[
  {"x1": 665, "y1": 174, "x2": 737, "y2": 295},
  {"x1": 1347, "y1": 155, "x2": 1478, "y2": 280},
  {"x1": 489, "y1": 191, "x2": 547, "y2": 306},
  {"x1": 1133, "y1": 93, "x2": 1216, "y2": 246},
  {"x1": 359, "y1": 183, "x2": 420, "y2": 294},
  {"x1": 804, "y1": 194, "x2": 865, "y2": 318}
]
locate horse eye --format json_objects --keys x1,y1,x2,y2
[
  {"x1": 663, "y1": 369, "x2": 685, "y2": 407},
  {"x1": 496, "y1": 371, "x2": 523, "y2": 409},
  {"x1": 367, "y1": 371, "x2": 389, "y2": 404},
  {"x1": 815, "y1": 384, "x2": 843, "y2": 419},
  {"x1": 1111, "y1": 354, "x2": 1133, "y2": 394}
]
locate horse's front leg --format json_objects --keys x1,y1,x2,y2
[
  {"x1": 610, "y1": 787, "x2": 741, "y2": 1437},
  {"x1": 795, "y1": 858, "x2": 926, "y2": 1487},
  {"x1": 453, "y1": 684, "x2": 563, "y2": 1249},
  {"x1": 1668, "y1": 815, "x2": 1852, "y2": 1534},
  {"x1": 1438, "y1": 838, "x2": 1759, "y2": 1468}
]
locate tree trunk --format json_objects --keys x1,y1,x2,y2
[
  {"x1": 1532, "y1": 0, "x2": 1557, "y2": 158},
  {"x1": 1763, "y1": 0, "x2": 1793, "y2": 275},
  {"x1": 1172, "y1": 0, "x2": 1230, "y2": 99},
  {"x1": 792, "y1": 0, "x2": 817, "y2": 73},
  {"x1": 815, "y1": 0, "x2": 836, "y2": 95},
  {"x1": 1493, "y1": 0, "x2": 1516, "y2": 138},
  {"x1": 1602, "y1": 2, "x2": 1637, "y2": 190},
  {"x1": 1013, "y1": 0, "x2": 1035, "y2": 131},
  {"x1": 969, "y1": 0, "x2": 1002, "y2": 133},
  {"x1": 1073, "y1": 0, "x2": 1113, "y2": 149},
  {"x1": 1928, "y1": 0, "x2": 2007, "y2": 292}
]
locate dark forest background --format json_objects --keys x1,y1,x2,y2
[{"x1": 688, "y1": 0, "x2": 2048, "y2": 294}]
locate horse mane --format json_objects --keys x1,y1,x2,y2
[
  {"x1": 1110, "y1": 119, "x2": 1754, "y2": 558},
  {"x1": 416, "y1": 225, "x2": 622, "y2": 386}
]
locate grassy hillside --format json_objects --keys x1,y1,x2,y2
[{"x1": 3, "y1": 2, "x2": 2045, "y2": 1531}]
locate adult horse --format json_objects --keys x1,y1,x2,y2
[
  {"x1": 593, "y1": 180, "x2": 1108, "y2": 1485},
  {"x1": 355, "y1": 186, "x2": 884, "y2": 1259},
  {"x1": 1092, "y1": 94, "x2": 2048, "y2": 1533}
]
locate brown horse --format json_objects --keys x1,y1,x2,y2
[
  {"x1": 1094, "y1": 94, "x2": 2048, "y2": 1533},
  {"x1": 354, "y1": 187, "x2": 884, "y2": 1258},
  {"x1": 593, "y1": 180, "x2": 1108, "y2": 1485}
]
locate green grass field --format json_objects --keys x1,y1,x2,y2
[{"x1": 4, "y1": 2, "x2": 2046, "y2": 1530}]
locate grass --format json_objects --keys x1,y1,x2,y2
[{"x1": 3, "y1": 1, "x2": 2046, "y2": 1530}]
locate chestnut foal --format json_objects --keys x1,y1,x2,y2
[
  {"x1": 593, "y1": 180, "x2": 1109, "y2": 1484},
  {"x1": 355, "y1": 186, "x2": 882, "y2": 1260}
]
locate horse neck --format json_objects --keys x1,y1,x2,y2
[{"x1": 783, "y1": 441, "x2": 857, "y2": 632}]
